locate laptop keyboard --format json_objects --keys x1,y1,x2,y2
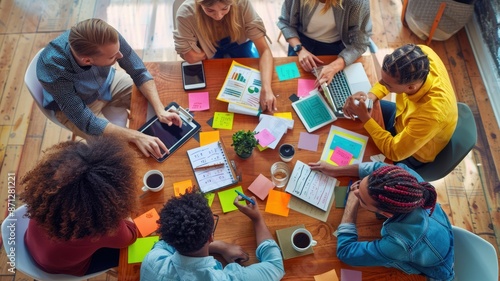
[{"x1": 327, "y1": 70, "x2": 351, "y2": 110}]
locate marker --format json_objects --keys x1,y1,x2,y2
[
  {"x1": 194, "y1": 162, "x2": 225, "y2": 170},
  {"x1": 344, "y1": 180, "x2": 353, "y2": 206},
  {"x1": 235, "y1": 190, "x2": 255, "y2": 205}
]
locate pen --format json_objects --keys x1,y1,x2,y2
[
  {"x1": 235, "y1": 190, "x2": 255, "y2": 205},
  {"x1": 344, "y1": 180, "x2": 353, "y2": 206},
  {"x1": 194, "y1": 162, "x2": 225, "y2": 170}
]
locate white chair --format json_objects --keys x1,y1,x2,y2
[
  {"x1": 451, "y1": 225, "x2": 498, "y2": 281},
  {"x1": 1, "y1": 205, "x2": 109, "y2": 280}
]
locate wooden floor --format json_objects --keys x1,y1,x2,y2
[{"x1": 0, "y1": 0, "x2": 498, "y2": 280}]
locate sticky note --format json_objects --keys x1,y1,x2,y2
[
  {"x1": 298, "y1": 132, "x2": 320, "y2": 152},
  {"x1": 276, "y1": 62, "x2": 300, "y2": 81},
  {"x1": 314, "y1": 268, "x2": 339, "y2": 281},
  {"x1": 331, "y1": 147, "x2": 353, "y2": 166},
  {"x1": 340, "y1": 268, "x2": 362, "y2": 281},
  {"x1": 127, "y1": 236, "x2": 159, "y2": 263},
  {"x1": 248, "y1": 174, "x2": 275, "y2": 200},
  {"x1": 255, "y1": 128, "x2": 276, "y2": 148},
  {"x1": 200, "y1": 131, "x2": 220, "y2": 146},
  {"x1": 274, "y1": 112, "x2": 293, "y2": 120},
  {"x1": 212, "y1": 112, "x2": 234, "y2": 130},
  {"x1": 265, "y1": 190, "x2": 291, "y2": 217},
  {"x1": 133, "y1": 208, "x2": 160, "y2": 237},
  {"x1": 330, "y1": 135, "x2": 363, "y2": 158},
  {"x1": 205, "y1": 192, "x2": 215, "y2": 207},
  {"x1": 188, "y1": 92, "x2": 210, "y2": 111},
  {"x1": 173, "y1": 179, "x2": 193, "y2": 197},
  {"x1": 297, "y1": 78, "x2": 316, "y2": 97},
  {"x1": 218, "y1": 186, "x2": 246, "y2": 213}
]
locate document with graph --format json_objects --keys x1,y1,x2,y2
[{"x1": 217, "y1": 60, "x2": 261, "y2": 110}]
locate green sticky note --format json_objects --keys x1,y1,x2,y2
[
  {"x1": 276, "y1": 62, "x2": 300, "y2": 81},
  {"x1": 335, "y1": 186, "x2": 349, "y2": 208},
  {"x1": 205, "y1": 192, "x2": 215, "y2": 207},
  {"x1": 218, "y1": 186, "x2": 246, "y2": 213},
  {"x1": 127, "y1": 236, "x2": 159, "y2": 263},
  {"x1": 212, "y1": 112, "x2": 234, "y2": 130}
]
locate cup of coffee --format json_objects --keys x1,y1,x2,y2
[
  {"x1": 279, "y1": 143, "x2": 295, "y2": 162},
  {"x1": 291, "y1": 228, "x2": 317, "y2": 252},
  {"x1": 270, "y1": 162, "x2": 290, "y2": 188},
  {"x1": 142, "y1": 170, "x2": 164, "y2": 192}
]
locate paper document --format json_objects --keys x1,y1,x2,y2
[{"x1": 217, "y1": 61, "x2": 261, "y2": 110}]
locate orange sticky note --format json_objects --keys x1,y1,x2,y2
[
  {"x1": 173, "y1": 179, "x2": 193, "y2": 197},
  {"x1": 133, "y1": 208, "x2": 160, "y2": 237},
  {"x1": 265, "y1": 190, "x2": 291, "y2": 217},
  {"x1": 314, "y1": 268, "x2": 339, "y2": 281},
  {"x1": 200, "y1": 131, "x2": 220, "y2": 146}
]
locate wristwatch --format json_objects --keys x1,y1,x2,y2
[{"x1": 293, "y1": 44, "x2": 302, "y2": 53}]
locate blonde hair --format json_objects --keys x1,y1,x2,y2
[
  {"x1": 195, "y1": 0, "x2": 242, "y2": 45},
  {"x1": 69, "y1": 18, "x2": 118, "y2": 57},
  {"x1": 302, "y1": 0, "x2": 343, "y2": 14}
]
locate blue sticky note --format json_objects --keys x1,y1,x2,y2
[
  {"x1": 276, "y1": 62, "x2": 300, "y2": 81},
  {"x1": 330, "y1": 135, "x2": 362, "y2": 158}
]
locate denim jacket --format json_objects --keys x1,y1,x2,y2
[{"x1": 337, "y1": 162, "x2": 455, "y2": 281}]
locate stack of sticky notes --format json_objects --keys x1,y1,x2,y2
[{"x1": 133, "y1": 208, "x2": 160, "y2": 237}]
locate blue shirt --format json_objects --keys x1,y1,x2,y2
[
  {"x1": 37, "y1": 31, "x2": 153, "y2": 135},
  {"x1": 337, "y1": 162, "x2": 455, "y2": 281},
  {"x1": 140, "y1": 239, "x2": 285, "y2": 281}
]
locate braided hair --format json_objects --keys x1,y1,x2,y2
[
  {"x1": 367, "y1": 166, "x2": 437, "y2": 215},
  {"x1": 382, "y1": 44, "x2": 430, "y2": 85}
]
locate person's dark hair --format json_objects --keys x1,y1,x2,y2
[
  {"x1": 158, "y1": 192, "x2": 214, "y2": 254},
  {"x1": 382, "y1": 44, "x2": 430, "y2": 84},
  {"x1": 69, "y1": 18, "x2": 119, "y2": 57},
  {"x1": 367, "y1": 165, "x2": 437, "y2": 215},
  {"x1": 20, "y1": 137, "x2": 136, "y2": 241}
]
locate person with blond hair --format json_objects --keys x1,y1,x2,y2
[
  {"x1": 174, "y1": 0, "x2": 277, "y2": 113},
  {"x1": 38, "y1": 18, "x2": 182, "y2": 159},
  {"x1": 277, "y1": 0, "x2": 371, "y2": 85}
]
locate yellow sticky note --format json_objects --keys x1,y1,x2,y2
[
  {"x1": 128, "y1": 236, "x2": 159, "y2": 264},
  {"x1": 205, "y1": 192, "x2": 215, "y2": 207},
  {"x1": 212, "y1": 112, "x2": 234, "y2": 130},
  {"x1": 218, "y1": 186, "x2": 246, "y2": 213},
  {"x1": 200, "y1": 131, "x2": 220, "y2": 146},
  {"x1": 314, "y1": 268, "x2": 339, "y2": 281},
  {"x1": 133, "y1": 208, "x2": 160, "y2": 237},
  {"x1": 274, "y1": 112, "x2": 293, "y2": 120},
  {"x1": 265, "y1": 190, "x2": 291, "y2": 217},
  {"x1": 173, "y1": 180, "x2": 193, "y2": 197}
]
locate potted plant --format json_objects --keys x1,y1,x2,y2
[{"x1": 231, "y1": 130, "x2": 259, "y2": 159}]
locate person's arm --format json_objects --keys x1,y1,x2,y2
[
  {"x1": 173, "y1": 2, "x2": 209, "y2": 63},
  {"x1": 209, "y1": 240, "x2": 249, "y2": 263},
  {"x1": 138, "y1": 80, "x2": 182, "y2": 127},
  {"x1": 316, "y1": 58, "x2": 346, "y2": 85},
  {"x1": 233, "y1": 195, "x2": 273, "y2": 245},
  {"x1": 253, "y1": 36, "x2": 277, "y2": 113},
  {"x1": 308, "y1": 162, "x2": 360, "y2": 177}
]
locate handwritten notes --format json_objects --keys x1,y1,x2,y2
[
  {"x1": 212, "y1": 112, "x2": 234, "y2": 130},
  {"x1": 330, "y1": 147, "x2": 353, "y2": 166},
  {"x1": 255, "y1": 128, "x2": 276, "y2": 147},
  {"x1": 297, "y1": 78, "x2": 316, "y2": 97},
  {"x1": 248, "y1": 174, "x2": 275, "y2": 200},
  {"x1": 188, "y1": 92, "x2": 210, "y2": 111},
  {"x1": 265, "y1": 190, "x2": 291, "y2": 217},
  {"x1": 128, "y1": 236, "x2": 159, "y2": 263},
  {"x1": 276, "y1": 62, "x2": 300, "y2": 81},
  {"x1": 218, "y1": 186, "x2": 246, "y2": 213},
  {"x1": 133, "y1": 208, "x2": 160, "y2": 237}
]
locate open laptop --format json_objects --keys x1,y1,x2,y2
[{"x1": 313, "y1": 62, "x2": 372, "y2": 117}]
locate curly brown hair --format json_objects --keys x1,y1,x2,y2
[{"x1": 20, "y1": 136, "x2": 137, "y2": 241}]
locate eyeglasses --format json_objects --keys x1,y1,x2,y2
[{"x1": 213, "y1": 214, "x2": 219, "y2": 235}]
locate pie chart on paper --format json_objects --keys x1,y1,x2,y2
[{"x1": 248, "y1": 86, "x2": 260, "y2": 94}]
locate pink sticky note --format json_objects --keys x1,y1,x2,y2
[
  {"x1": 188, "y1": 92, "x2": 209, "y2": 111},
  {"x1": 255, "y1": 128, "x2": 276, "y2": 148},
  {"x1": 298, "y1": 132, "x2": 320, "y2": 152},
  {"x1": 330, "y1": 147, "x2": 353, "y2": 166},
  {"x1": 340, "y1": 269, "x2": 362, "y2": 281},
  {"x1": 297, "y1": 79, "x2": 316, "y2": 97},
  {"x1": 248, "y1": 174, "x2": 275, "y2": 200}
]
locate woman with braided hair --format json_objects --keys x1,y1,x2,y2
[
  {"x1": 342, "y1": 44, "x2": 458, "y2": 169},
  {"x1": 309, "y1": 161, "x2": 455, "y2": 280}
]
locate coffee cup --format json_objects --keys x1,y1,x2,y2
[
  {"x1": 279, "y1": 144, "x2": 295, "y2": 162},
  {"x1": 141, "y1": 170, "x2": 164, "y2": 192},
  {"x1": 291, "y1": 228, "x2": 317, "y2": 252}
]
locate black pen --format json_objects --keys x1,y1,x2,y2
[{"x1": 235, "y1": 190, "x2": 255, "y2": 205}]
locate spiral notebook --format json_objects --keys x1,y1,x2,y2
[{"x1": 186, "y1": 141, "x2": 239, "y2": 193}]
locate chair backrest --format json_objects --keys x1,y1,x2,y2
[
  {"x1": 1, "y1": 205, "x2": 108, "y2": 280},
  {"x1": 25, "y1": 49, "x2": 68, "y2": 129},
  {"x1": 173, "y1": 0, "x2": 185, "y2": 30},
  {"x1": 451, "y1": 225, "x2": 498, "y2": 280},
  {"x1": 414, "y1": 102, "x2": 477, "y2": 182}
]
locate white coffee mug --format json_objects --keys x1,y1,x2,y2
[
  {"x1": 141, "y1": 170, "x2": 164, "y2": 192},
  {"x1": 291, "y1": 228, "x2": 317, "y2": 252}
]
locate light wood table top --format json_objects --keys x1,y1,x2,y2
[{"x1": 118, "y1": 56, "x2": 424, "y2": 281}]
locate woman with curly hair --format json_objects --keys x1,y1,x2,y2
[
  {"x1": 140, "y1": 191, "x2": 284, "y2": 280},
  {"x1": 309, "y1": 161, "x2": 455, "y2": 281},
  {"x1": 20, "y1": 137, "x2": 138, "y2": 276}
]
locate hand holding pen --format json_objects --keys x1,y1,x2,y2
[{"x1": 233, "y1": 193, "x2": 261, "y2": 222}]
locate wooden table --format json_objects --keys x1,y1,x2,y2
[{"x1": 118, "y1": 56, "x2": 424, "y2": 281}]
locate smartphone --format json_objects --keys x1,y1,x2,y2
[{"x1": 181, "y1": 61, "x2": 206, "y2": 90}]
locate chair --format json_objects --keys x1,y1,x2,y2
[
  {"x1": 172, "y1": 0, "x2": 185, "y2": 30},
  {"x1": 414, "y1": 102, "x2": 477, "y2": 182},
  {"x1": 1, "y1": 205, "x2": 109, "y2": 280},
  {"x1": 451, "y1": 225, "x2": 498, "y2": 281}
]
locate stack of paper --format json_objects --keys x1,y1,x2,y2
[{"x1": 253, "y1": 114, "x2": 294, "y2": 149}]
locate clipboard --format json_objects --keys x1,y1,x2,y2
[
  {"x1": 186, "y1": 140, "x2": 240, "y2": 193},
  {"x1": 291, "y1": 92, "x2": 337, "y2": 132},
  {"x1": 138, "y1": 102, "x2": 201, "y2": 162}
]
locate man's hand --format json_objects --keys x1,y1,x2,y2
[
  {"x1": 343, "y1": 92, "x2": 372, "y2": 122},
  {"x1": 157, "y1": 110, "x2": 183, "y2": 127},
  {"x1": 210, "y1": 241, "x2": 249, "y2": 264},
  {"x1": 131, "y1": 131, "x2": 169, "y2": 159},
  {"x1": 298, "y1": 48, "x2": 324, "y2": 72},
  {"x1": 233, "y1": 195, "x2": 262, "y2": 222}
]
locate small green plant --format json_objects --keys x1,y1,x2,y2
[{"x1": 231, "y1": 130, "x2": 259, "y2": 157}]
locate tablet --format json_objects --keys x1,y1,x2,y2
[
  {"x1": 138, "y1": 102, "x2": 201, "y2": 162},
  {"x1": 291, "y1": 92, "x2": 337, "y2": 132}
]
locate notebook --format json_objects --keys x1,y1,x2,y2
[
  {"x1": 313, "y1": 62, "x2": 372, "y2": 118},
  {"x1": 291, "y1": 92, "x2": 337, "y2": 132},
  {"x1": 186, "y1": 141, "x2": 239, "y2": 193}
]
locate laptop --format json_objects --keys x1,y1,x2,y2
[{"x1": 313, "y1": 62, "x2": 372, "y2": 117}]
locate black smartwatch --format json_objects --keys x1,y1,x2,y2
[{"x1": 293, "y1": 44, "x2": 302, "y2": 53}]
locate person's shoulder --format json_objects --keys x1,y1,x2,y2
[{"x1": 342, "y1": 0, "x2": 369, "y2": 8}]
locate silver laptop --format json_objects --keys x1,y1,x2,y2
[{"x1": 313, "y1": 62, "x2": 372, "y2": 117}]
